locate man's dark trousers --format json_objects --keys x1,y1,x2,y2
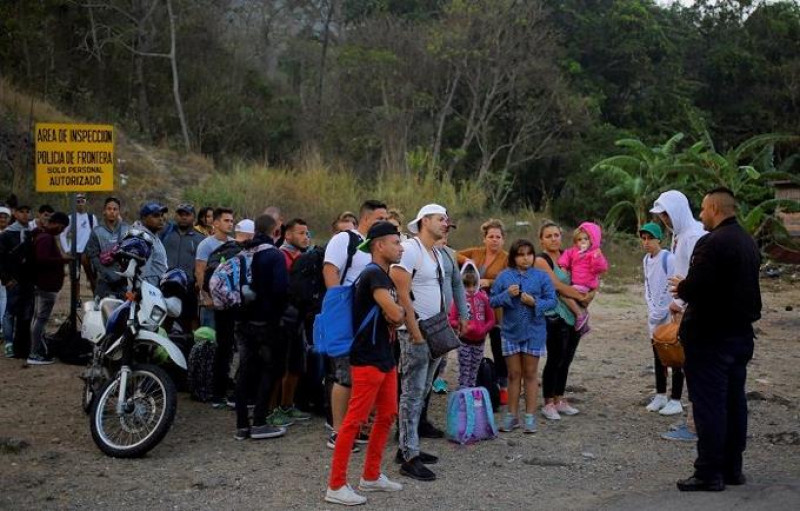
[{"x1": 684, "y1": 335, "x2": 754, "y2": 481}]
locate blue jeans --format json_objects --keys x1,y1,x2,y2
[
  {"x1": 398, "y1": 330, "x2": 441, "y2": 461},
  {"x1": 30, "y1": 289, "x2": 58, "y2": 358}
]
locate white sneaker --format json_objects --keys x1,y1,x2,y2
[
  {"x1": 555, "y1": 400, "x2": 579, "y2": 416},
  {"x1": 659, "y1": 399, "x2": 683, "y2": 416},
  {"x1": 646, "y1": 394, "x2": 668, "y2": 412},
  {"x1": 541, "y1": 403, "x2": 561, "y2": 421},
  {"x1": 358, "y1": 473, "x2": 403, "y2": 493},
  {"x1": 325, "y1": 484, "x2": 367, "y2": 506}
]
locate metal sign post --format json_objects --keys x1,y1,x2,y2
[
  {"x1": 70, "y1": 193, "x2": 79, "y2": 336},
  {"x1": 34, "y1": 122, "x2": 115, "y2": 342}
]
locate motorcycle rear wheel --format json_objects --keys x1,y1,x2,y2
[{"x1": 89, "y1": 364, "x2": 177, "y2": 458}]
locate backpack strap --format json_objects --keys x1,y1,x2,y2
[
  {"x1": 660, "y1": 250, "x2": 670, "y2": 275},
  {"x1": 481, "y1": 387, "x2": 499, "y2": 435},
  {"x1": 339, "y1": 230, "x2": 362, "y2": 285}
]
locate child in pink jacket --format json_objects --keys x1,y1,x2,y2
[
  {"x1": 557, "y1": 221, "x2": 608, "y2": 333},
  {"x1": 450, "y1": 270, "x2": 495, "y2": 388}
]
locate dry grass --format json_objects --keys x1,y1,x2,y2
[{"x1": 0, "y1": 78, "x2": 214, "y2": 214}]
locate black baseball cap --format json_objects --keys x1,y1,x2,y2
[
  {"x1": 176, "y1": 203, "x2": 195, "y2": 214},
  {"x1": 357, "y1": 221, "x2": 401, "y2": 252}
]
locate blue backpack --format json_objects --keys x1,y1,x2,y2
[
  {"x1": 445, "y1": 387, "x2": 498, "y2": 445},
  {"x1": 313, "y1": 263, "x2": 379, "y2": 357}
]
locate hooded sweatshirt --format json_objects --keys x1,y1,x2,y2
[
  {"x1": 650, "y1": 191, "x2": 707, "y2": 308},
  {"x1": 557, "y1": 222, "x2": 608, "y2": 290},
  {"x1": 643, "y1": 249, "x2": 676, "y2": 336}
]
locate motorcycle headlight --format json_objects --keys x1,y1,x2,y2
[{"x1": 149, "y1": 305, "x2": 166, "y2": 324}]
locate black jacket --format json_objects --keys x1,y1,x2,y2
[
  {"x1": 0, "y1": 223, "x2": 34, "y2": 286},
  {"x1": 677, "y1": 217, "x2": 761, "y2": 344},
  {"x1": 239, "y1": 234, "x2": 289, "y2": 325}
]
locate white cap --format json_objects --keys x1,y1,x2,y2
[
  {"x1": 649, "y1": 200, "x2": 666, "y2": 214},
  {"x1": 407, "y1": 204, "x2": 447, "y2": 234},
  {"x1": 235, "y1": 219, "x2": 255, "y2": 234},
  {"x1": 0, "y1": 207, "x2": 10, "y2": 216}
]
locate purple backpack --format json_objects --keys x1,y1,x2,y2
[{"x1": 445, "y1": 387, "x2": 498, "y2": 445}]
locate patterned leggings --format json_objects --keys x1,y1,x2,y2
[{"x1": 458, "y1": 341, "x2": 485, "y2": 389}]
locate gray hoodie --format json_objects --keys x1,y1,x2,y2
[{"x1": 85, "y1": 219, "x2": 130, "y2": 299}]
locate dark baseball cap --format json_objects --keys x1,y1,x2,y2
[
  {"x1": 357, "y1": 221, "x2": 401, "y2": 252},
  {"x1": 140, "y1": 202, "x2": 168, "y2": 218},
  {"x1": 176, "y1": 203, "x2": 195, "y2": 214}
]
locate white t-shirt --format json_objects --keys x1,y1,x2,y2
[
  {"x1": 323, "y1": 230, "x2": 370, "y2": 286},
  {"x1": 59, "y1": 212, "x2": 98, "y2": 253},
  {"x1": 394, "y1": 237, "x2": 443, "y2": 321}
]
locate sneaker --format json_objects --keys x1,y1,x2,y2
[
  {"x1": 267, "y1": 409, "x2": 295, "y2": 427},
  {"x1": 399, "y1": 457, "x2": 436, "y2": 481},
  {"x1": 575, "y1": 312, "x2": 590, "y2": 332},
  {"x1": 523, "y1": 413, "x2": 537, "y2": 433},
  {"x1": 499, "y1": 388, "x2": 509, "y2": 406},
  {"x1": 659, "y1": 399, "x2": 683, "y2": 416},
  {"x1": 325, "y1": 422, "x2": 335, "y2": 432},
  {"x1": 3, "y1": 343, "x2": 13, "y2": 358},
  {"x1": 325, "y1": 484, "x2": 367, "y2": 506},
  {"x1": 211, "y1": 398, "x2": 228, "y2": 410},
  {"x1": 394, "y1": 449, "x2": 438, "y2": 465},
  {"x1": 499, "y1": 413, "x2": 520, "y2": 432},
  {"x1": 358, "y1": 473, "x2": 403, "y2": 493},
  {"x1": 234, "y1": 427, "x2": 250, "y2": 441},
  {"x1": 555, "y1": 400, "x2": 579, "y2": 416},
  {"x1": 418, "y1": 420, "x2": 444, "y2": 439},
  {"x1": 354, "y1": 430, "x2": 370, "y2": 445},
  {"x1": 541, "y1": 403, "x2": 561, "y2": 421},
  {"x1": 282, "y1": 406, "x2": 312, "y2": 421},
  {"x1": 661, "y1": 424, "x2": 697, "y2": 442},
  {"x1": 327, "y1": 432, "x2": 361, "y2": 453},
  {"x1": 432, "y1": 378, "x2": 448, "y2": 394},
  {"x1": 646, "y1": 394, "x2": 669, "y2": 412},
  {"x1": 250, "y1": 424, "x2": 287, "y2": 439},
  {"x1": 26, "y1": 355, "x2": 55, "y2": 366}
]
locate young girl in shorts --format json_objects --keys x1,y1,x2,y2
[{"x1": 490, "y1": 239, "x2": 557, "y2": 433}]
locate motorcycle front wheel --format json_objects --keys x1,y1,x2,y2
[{"x1": 89, "y1": 364, "x2": 177, "y2": 458}]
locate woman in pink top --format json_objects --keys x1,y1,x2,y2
[{"x1": 557, "y1": 222, "x2": 608, "y2": 333}]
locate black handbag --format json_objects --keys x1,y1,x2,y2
[{"x1": 413, "y1": 241, "x2": 460, "y2": 359}]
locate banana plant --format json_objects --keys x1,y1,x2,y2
[{"x1": 590, "y1": 133, "x2": 700, "y2": 228}]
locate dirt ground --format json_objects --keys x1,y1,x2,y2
[{"x1": 1, "y1": 279, "x2": 799, "y2": 511}]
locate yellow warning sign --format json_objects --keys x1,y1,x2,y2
[{"x1": 35, "y1": 123, "x2": 115, "y2": 192}]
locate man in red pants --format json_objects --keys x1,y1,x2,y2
[{"x1": 325, "y1": 221, "x2": 406, "y2": 506}]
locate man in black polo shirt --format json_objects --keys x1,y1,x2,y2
[{"x1": 669, "y1": 187, "x2": 762, "y2": 492}]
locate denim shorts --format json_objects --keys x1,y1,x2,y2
[{"x1": 502, "y1": 336, "x2": 547, "y2": 357}]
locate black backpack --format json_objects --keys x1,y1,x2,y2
[
  {"x1": 288, "y1": 231, "x2": 361, "y2": 316},
  {"x1": 202, "y1": 240, "x2": 243, "y2": 292},
  {"x1": 476, "y1": 357, "x2": 500, "y2": 410}
]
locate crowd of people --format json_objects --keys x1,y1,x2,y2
[{"x1": 0, "y1": 187, "x2": 761, "y2": 504}]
